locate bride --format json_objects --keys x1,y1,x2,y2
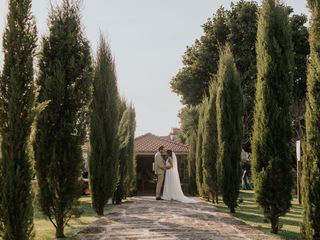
[{"x1": 162, "y1": 149, "x2": 197, "y2": 203}]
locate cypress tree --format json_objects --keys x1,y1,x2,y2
[
  {"x1": 0, "y1": 0, "x2": 37, "y2": 238},
  {"x1": 112, "y1": 98, "x2": 127, "y2": 204},
  {"x1": 187, "y1": 130, "x2": 197, "y2": 196},
  {"x1": 89, "y1": 34, "x2": 120, "y2": 214},
  {"x1": 124, "y1": 105, "x2": 137, "y2": 196},
  {"x1": 302, "y1": 1, "x2": 320, "y2": 239},
  {"x1": 202, "y1": 80, "x2": 219, "y2": 203},
  {"x1": 196, "y1": 99, "x2": 207, "y2": 197},
  {"x1": 251, "y1": 0, "x2": 293, "y2": 234},
  {"x1": 34, "y1": 1, "x2": 92, "y2": 237},
  {"x1": 114, "y1": 104, "x2": 136, "y2": 203},
  {"x1": 0, "y1": 135, "x2": 3, "y2": 237},
  {"x1": 216, "y1": 46, "x2": 243, "y2": 213},
  {"x1": 118, "y1": 98, "x2": 127, "y2": 119}
]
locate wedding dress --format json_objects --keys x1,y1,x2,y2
[{"x1": 162, "y1": 152, "x2": 197, "y2": 203}]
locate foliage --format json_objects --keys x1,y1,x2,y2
[
  {"x1": 170, "y1": 7, "x2": 229, "y2": 106},
  {"x1": 0, "y1": 0, "x2": 37, "y2": 238},
  {"x1": 202, "y1": 81, "x2": 218, "y2": 203},
  {"x1": 216, "y1": 46, "x2": 243, "y2": 213},
  {"x1": 114, "y1": 104, "x2": 136, "y2": 204},
  {"x1": 178, "y1": 106, "x2": 199, "y2": 195},
  {"x1": 34, "y1": 1, "x2": 92, "y2": 237},
  {"x1": 290, "y1": 13, "x2": 309, "y2": 143},
  {"x1": 301, "y1": 0, "x2": 320, "y2": 239},
  {"x1": 0, "y1": 135, "x2": 3, "y2": 238},
  {"x1": 174, "y1": 1, "x2": 308, "y2": 154},
  {"x1": 227, "y1": 1, "x2": 258, "y2": 151},
  {"x1": 177, "y1": 106, "x2": 199, "y2": 144},
  {"x1": 251, "y1": 0, "x2": 294, "y2": 234},
  {"x1": 195, "y1": 99, "x2": 207, "y2": 196},
  {"x1": 124, "y1": 106, "x2": 137, "y2": 196},
  {"x1": 187, "y1": 130, "x2": 197, "y2": 196},
  {"x1": 89, "y1": 34, "x2": 120, "y2": 215}
]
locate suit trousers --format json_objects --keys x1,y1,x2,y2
[{"x1": 156, "y1": 173, "x2": 164, "y2": 198}]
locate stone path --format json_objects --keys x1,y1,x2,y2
[{"x1": 73, "y1": 196, "x2": 276, "y2": 240}]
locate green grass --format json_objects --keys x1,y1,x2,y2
[
  {"x1": 214, "y1": 190, "x2": 302, "y2": 240},
  {"x1": 34, "y1": 196, "x2": 112, "y2": 240}
]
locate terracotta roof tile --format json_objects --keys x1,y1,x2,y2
[{"x1": 135, "y1": 133, "x2": 188, "y2": 155}]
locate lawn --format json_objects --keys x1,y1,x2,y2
[
  {"x1": 34, "y1": 196, "x2": 112, "y2": 240},
  {"x1": 215, "y1": 190, "x2": 302, "y2": 240}
]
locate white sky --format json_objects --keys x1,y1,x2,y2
[{"x1": 0, "y1": 0, "x2": 309, "y2": 136}]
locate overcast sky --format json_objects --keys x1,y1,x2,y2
[{"x1": 0, "y1": 0, "x2": 309, "y2": 136}]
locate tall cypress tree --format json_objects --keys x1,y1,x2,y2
[
  {"x1": 196, "y1": 98, "x2": 207, "y2": 197},
  {"x1": 34, "y1": 1, "x2": 92, "y2": 237},
  {"x1": 0, "y1": 135, "x2": 3, "y2": 237},
  {"x1": 302, "y1": 1, "x2": 320, "y2": 239},
  {"x1": 114, "y1": 104, "x2": 136, "y2": 203},
  {"x1": 216, "y1": 46, "x2": 243, "y2": 213},
  {"x1": 187, "y1": 130, "x2": 197, "y2": 196},
  {"x1": 89, "y1": 34, "x2": 120, "y2": 214},
  {"x1": 0, "y1": 0, "x2": 37, "y2": 239},
  {"x1": 202, "y1": 80, "x2": 219, "y2": 203},
  {"x1": 113, "y1": 98, "x2": 126, "y2": 204},
  {"x1": 251, "y1": 0, "x2": 293, "y2": 234},
  {"x1": 124, "y1": 105, "x2": 137, "y2": 196}
]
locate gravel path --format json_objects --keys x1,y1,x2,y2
[{"x1": 73, "y1": 196, "x2": 277, "y2": 240}]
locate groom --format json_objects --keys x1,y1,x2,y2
[{"x1": 154, "y1": 146, "x2": 167, "y2": 200}]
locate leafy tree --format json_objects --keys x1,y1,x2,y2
[
  {"x1": 174, "y1": 2, "x2": 308, "y2": 155},
  {"x1": 227, "y1": 1, "x2": 258, "y2": 151},
  {"x1": 216, "y1": 46, "x2": 243, "y2": 213},
  {"x1": 0, "y1": 0, "x2": 37, "y2": 238},
  {"x1": 291, "y1": 14, "x2": 309, "y2": 103},
  {"x1": 301, "y1": 1, "x2": 320, "y2": 239},
  {"x1": 171, "y1": 7, "x2": 229, "y2": 106},
  {"x1": 251, "y1": 0, "x2": 293, "y2": 234},
  {"x1": 290, "y1": 13, "x2": 309, "y2": 142},
  {"x1": 34, "y1": 1, "x2": 92, "y2": 237},
  {"x1": 202, "y1": 81, "x2": 218, "y2": 203},
  {"x1": 177, "y1": 106, "x2": 199, "y2": 143},
  {"x1": 114, "y1": 104, "x2": 136, "y2": 204},
  {"x1": 195, "y1": 99, "x2": 207, "y2": 196},
  {"x1": 89, "y1": 34, "x2": 120, "y2": 214}
]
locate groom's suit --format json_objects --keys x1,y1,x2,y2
[{"x1": 154, "y1": 151, "x2": 166, "y2": 198}]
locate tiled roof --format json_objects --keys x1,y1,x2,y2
[{"x1": 135, "y1": 133, "x2": 188, "y2": 155}]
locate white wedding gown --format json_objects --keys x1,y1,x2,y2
[{"x1": 162, "y1": 152, "x2": 197, "y2": 203}]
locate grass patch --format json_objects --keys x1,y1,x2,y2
[
  {"x1": 34, "y1": 196, "x2": 113, "y2": 240},
  {"x1": 214, "y1": 190, "x2": 302, "y2": 240}
]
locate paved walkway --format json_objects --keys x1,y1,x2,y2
[{"x1": 73, "y1": 196, "x2": 276, "y2": 240}]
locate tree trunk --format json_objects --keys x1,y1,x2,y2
[
  {"x1": 271, "y1": 217, "x2": 279, "y2": 234},
  {"x1": 230, "y1": 207, "x2": 235, "y2": 214},
  {"x1": 97, "y1": 207, "x2": 104, "y2": 216},
  {"x1": 56, "y1": 218, "x2": 65, "y2": 238}
]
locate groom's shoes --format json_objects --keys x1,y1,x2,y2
[{"x1": 156, "y1": 197, "x2": 164, "y2": 200}]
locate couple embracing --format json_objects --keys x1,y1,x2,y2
[{"x1": 154, "y1": 146, "x2": 197, "y2": 203}]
